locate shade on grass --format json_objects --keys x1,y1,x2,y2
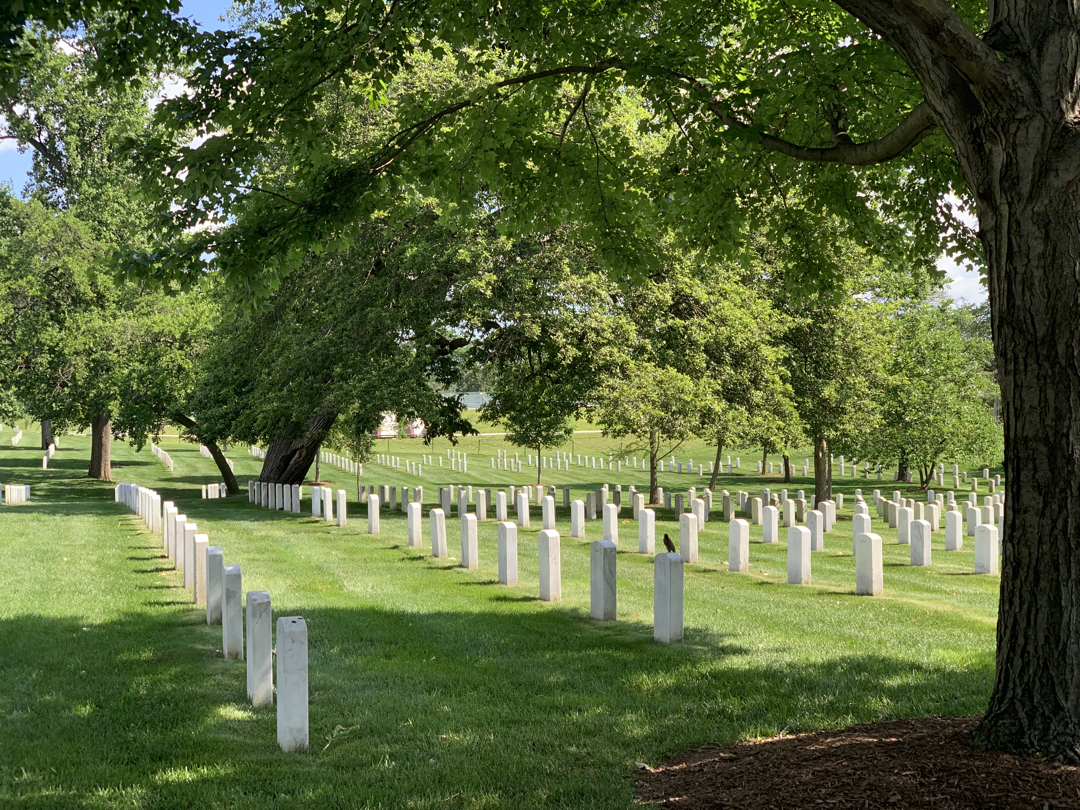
[{"x1": 0, "y1": 429, "x2": 997, "y2": 808}]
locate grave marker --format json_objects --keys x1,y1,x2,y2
[
  {"x1": 590, "y1": 541, "x2": 617, "y2": 620},
  {"x1": 246, "y1": 591, "x2": 273, "y2": 707},
  {"x1": 276, "y1": 616, "x2": 308, "y2": 752},
  {"x1": 498, "y1": 522, "x2": 518, "y2": 585},
  {"x1": 654, "y1": 554, "x2": 683, "y2": 643}
]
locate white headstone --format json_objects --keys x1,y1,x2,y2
[
  {"x1": 679, "y1": 512, "x2": 698, "y2": 563},
  {"x1": 653, "y1": 553, "x2": 684, "y2": 643},
  {"x1": 570, "y1": 499, "x2": 585, "y2": 538},
  {"x1": 855, "y1": 532, "x2": 883, "y2": 596},
  {"x1": 516, "y1": 492, "x2": 530, "y2": 528},
  {"x1": 246, "y1": 590, "x2": 273, "y2": 706},
  {"x1": 542, "y1": 495, "x2": 556, "y2": 530},
  {"x1": 897, "y1": 506, "x2": 913, "y2": 545},
  {"x1": 975, "y1": 524, "x2": 999, "y2": 574},
  {"x1": 762, "y1": 504, "x2": 779, "y2": 544},
  {"x1": 460, "y1": 513, "x2": 478, "y2": 570},
  {"x1": 638, "y1": 507, "x2": 656, "y2": 553},
  {"x1": 787, "y1": 526, "x2": 811, "y2": 585},
  {"x1": 498, "y1": 522, "x2": 518, "y2": 585},
  {"x1": 222, "y1": 564, "x2": 244, "y2": 660},
  {"x1": 806, "y1": 510, "x2": 824, "y2": 552},
  {"x1": 590, "y1": 540, "x2": 617, "y2": 621},
  {"x1": 538, "y1": 529, "x2": 561, "y2": 601},
  {"x1": 729, "y1": 519, "x2": 750, "y2": 573},
  {"x1": 910, "y1": 519, "x2": 932, "y2": 566},
  {"x1": 603, "y1": 503, "x2": 619, "y2": 546},
  {"x1": 430, "y1": 508, "x2": 447, "y2": 557},
  {"x1": 276, "y1": 616, "x2": 308, "y2": 752}
]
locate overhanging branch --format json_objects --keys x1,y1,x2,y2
[{"x1": 707, "y1": 94, "x2": 938, "y2": 165}]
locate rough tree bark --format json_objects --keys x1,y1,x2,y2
[
  {"x1": 40, "y1": 420, "x2": 53, "y2": 450},
  {"x1": 259, "y1": 410, "x2": 338, "y2": 485},
  {"x1": 965, "y1": 103, "x2": 1080, "y2": 760},
  {"x1": 88, "y1": 413, "x2": 111, "y2": 481},
  {"x1": 813, "y1": 437, "x2": 831, "y2": 503},
  {"x1": 170, "y1": 414, "x2": 240, "y2": 495}
]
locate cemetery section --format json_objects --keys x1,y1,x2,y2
[{"x1": 0, "y1": 425, "x2": 1001, "y2": 808}]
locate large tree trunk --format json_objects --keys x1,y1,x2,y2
[
  {"x1": 832, "y1": 0, "x2": 1080, "y2": 759},
  {"x1": 813, "y1": 437, "x2": 830, "y2": 503},
  {"x1": 88, "y1": 413, "x2": 111, "y2": 481},
  {"x1": 968, "y1": 144, "x2": 1080, "y2": 760},
  {"x1": 40, "y1": 420, "x2": 53, "y2": 450},
  {"x1": 260, "y1": 410, "x2": 338, "y2": 485},
  {"x1": 170, "y1": 414, "x2": 240, "y2": 495}
]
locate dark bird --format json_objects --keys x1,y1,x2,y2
[{"x1": 662, "y1": 533, "x2": 677, "y2": 554}]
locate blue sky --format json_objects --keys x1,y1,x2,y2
[
  {"x1": 0, "y1": 2, "x2": 988, "y2": 304},
  {"x1": 0, "y1": 0, "x2": 232, "y2": 196}
]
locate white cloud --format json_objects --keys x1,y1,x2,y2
[
  {"x1": 938, "y1": 253, "x2": 987, "y2": 305},
  {"x1": 151, "y1": 74, "x2": 192, "y2": 108}
]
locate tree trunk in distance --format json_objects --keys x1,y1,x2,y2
[
  {"x1": 649, "y1": 429, "x2": 660, "y2": 505},
  {"x1": 709, "y1": 441, "x2": 723, "y2": 490},
  {"x1": 171, "y1": 414, "x2": 240, "y2": 495},
  {"x1": 88, "y1": 413, "x2": 112, "y2": 481},
  {"x1": 813, "y1": 437, "x2": 829, "y2": 504},
  {"x1": 40, "y1": 420, "x2": 53, "y2": 450},
  {"x1": 536, "y1": 445, "x2": 542, "y2": 484},
  {"x1": 782, "y1": 453, "x2": 791, "y2": 484},
  {"x1": 259, "y1": 410, "x2": 338, "y2": 485}
]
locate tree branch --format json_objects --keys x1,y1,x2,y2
[
  {"x1": 887, "y1": 0, "x2": 1011, "y2": 92},
  {"x1": 703, "y1": 91, "x2": 939, "y2": 165}
]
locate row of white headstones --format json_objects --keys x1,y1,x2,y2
[
  {"x1": 321, "y1": 451, "x2": 362, "y2": 475},
  {"x1": 115, "y1": 481, "x2": 310, "y2": 752},
  {"x1": 243, "y1": 475, "x2": 1002, "y2": 640},
  {"x1": 248, "y1": 480, "x2": 350, "y2": 528},
  {"x1": 380, "y1": 482, "x2": 1001, "y2": 621},
  {"x1": 150, "y1": 443, "x2": 174, "y2": 472},
  {"x1": 40, "y1": 442, "x2": 56, "y2": 469}
]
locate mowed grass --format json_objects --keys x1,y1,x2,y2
[{"x1": 0, "y1": 429, "x2": 998, "y2": 809}]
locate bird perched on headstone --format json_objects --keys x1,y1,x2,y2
[{"x1": 662, "y1": 533, "x2": 677, "y2": 554}]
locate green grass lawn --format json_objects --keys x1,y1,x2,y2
[{"x1": 0, "y1": 428, "x2": 998, "y2": 809}]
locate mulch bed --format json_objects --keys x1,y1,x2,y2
[{"x1": 634, "y1": 716, "x2": 1080, "y2": 809}]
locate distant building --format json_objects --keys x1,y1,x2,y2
[
  {"x1": 373, "y1": 413, "x2": 427, "y2": 438},
  {"x1": 373, "y1": 393, "x2": 488, "y2": 438}
]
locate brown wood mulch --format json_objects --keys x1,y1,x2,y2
[{"x1": 634, "y1": 717, "x2": 1080, "y2": 809}]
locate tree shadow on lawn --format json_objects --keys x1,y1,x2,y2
[{"x1": 0, "y1": 596, "x2": 993, "y2": 809}]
